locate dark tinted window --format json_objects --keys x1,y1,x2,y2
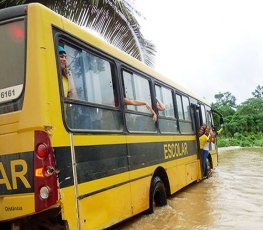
[{"x1": 0, "y1": 19, "x2": 25, "y2": 113}]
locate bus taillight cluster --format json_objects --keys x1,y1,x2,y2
[{"x1": 34, "y1": 131, "x2": 58, "y2": 212}]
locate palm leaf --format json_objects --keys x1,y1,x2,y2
[{"x1": 0, "y1": 0, "x2": 156, "y2": 67}]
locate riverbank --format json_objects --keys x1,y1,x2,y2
[{"x1": 218, "y1": 146, "x2": 263, "y2": 153}]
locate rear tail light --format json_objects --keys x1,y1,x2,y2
[
  {"x1": 36, "y1": 143, "x2": 49, "y2": 158},
  {"x1": 34, "y1": 131, "x2": 58, "y2": 212}
]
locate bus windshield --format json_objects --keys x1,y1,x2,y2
[{"x1": 0, "y1": 19, "x2": 25, "y2": 112}]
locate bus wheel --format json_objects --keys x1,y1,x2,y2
[{"x1": 147, "y1": 176, "x2": 167, "y2": 214}]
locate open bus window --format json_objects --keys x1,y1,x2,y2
[
  {"x1": 155, "y1": 85, "x2": 178, "y2": 133},
  {"x1": 122, "y1": 70, "x2": 156, "y2": 133},
  {"x1": 176, "y1": 94, "x2": 194, "y2": 134},
  {"x1": 60, "y1": 43, "x2": 122, "y2": 132}
]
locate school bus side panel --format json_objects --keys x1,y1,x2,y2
[{"x1": 71, "y1": 135, "x2": 132, "y2": 229}]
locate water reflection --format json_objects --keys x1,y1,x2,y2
[{"x1": 111, "y1": 147, "x2": 263, "y2": 230}]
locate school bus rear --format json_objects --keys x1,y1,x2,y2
[{"x1": 0, "y1": 4, "x2": 73, "y2": 229}]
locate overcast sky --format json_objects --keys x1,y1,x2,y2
[{"x1": 134, "y1": 0, "x2": 263, "y2": 104}]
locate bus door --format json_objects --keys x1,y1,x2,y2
[
  {"x1": 191, "y1": 103, "x2": 204, "y2": 179},
  {"x1": 191, "y1": 103, "x2": 202, "y2": 155}
]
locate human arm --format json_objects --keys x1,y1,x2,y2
[
  {"x1": 124, "y1": 98, "x2": 147, "y2": 106},
  {"x1": 156, "y1": 98, "x2": 166, "y2": 111},
  {"x1": 124, "y1": 98, "x2": 157, "y2": 122}
]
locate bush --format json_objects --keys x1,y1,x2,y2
[
  {"x1": 240, "y1": 139, "x2": 251, "y2": 147},
  {"x1": 254, "y1": 136, "x2": 263, "y2": 147},
  {"x1": 228, "y1": 138, "x2": 240, "y2": 146},
  {"x1": 217, "y1": 137, "x2": 230, "y2": 147},
  {"x1": 217, "y1": 132, "x2": 263, "y2": 147}
]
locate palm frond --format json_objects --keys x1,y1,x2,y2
[{"x1": 0, "y1": 0, "x2": 156, "y2": 67}]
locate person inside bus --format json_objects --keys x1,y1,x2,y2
[
  {"x1": 59, "y1": 45, "x2": 77, "y2": 98},
  {"x1": 199, "y1": 126, "x2": 211, "y2": 178}
]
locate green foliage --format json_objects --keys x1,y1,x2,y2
[
  {"x1": 0, "y1": 0, "x2": 157, "y2": 67},
  {"x1": 214, "y1": 87, "x2": 263, "y2": 147},
  {"x1": 217, "y1": 132, "x2": 263, "y2": 147},
  {"x1": 214, "y1": 91, "x2": 237, "y2": 108}
]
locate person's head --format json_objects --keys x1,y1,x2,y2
[
  {"x1": 58, "y1": 45, "x2": 67, "y2": 76},
  {"x1": 198, "y1": 127, "x2": 205, "y2": 136},
  {"x1": 205, "y1": 126, "x2": 210, "y2": 135}
]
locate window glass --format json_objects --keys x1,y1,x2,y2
[
  {"x1": 60, "y1": 43, "x2": 121, "y2": 131},
  {"x1": 64, "y1": 46, "x2": 116, "y2": 107},
  {"x1": 176, "y1": 94, "x2": 193, "y2": 133},
  {"x1": 0, "y1": 19, "x2": 25, "y2": 113},
  {"x1": 123, "y1": 71, "x2": 151, "y2": 113},
  {"x1": 176, "y1": 95, "x2": 184, "y2": 119},
  {"x1": 155, "y1": 85, "x2": 163, "y2": 115},
  {"x1": 123, "y1": 70, "x2": 156, "y2": 133},
  {"x1": 65, "y1": 103, "x2": 122, "y2": 131},
  {"x1": 182, "y1": 96, "x2": 191, "y2": 121},
  {"x1": 200, "y1": 104, "x2": 206, "y2": 125},
  {"x1": 125, "y1": 113, "x2": 156, "y2": 132},
  {"x1": 82, "y1": 51, "x2": 115, "y2": 106},
  {"x1": 206, "y1": 109, "x2": 212, "y2": 126},
  {"x1": 155, "y1": 85, "x2": 178, "y2": 133},
  {"x1": 162, "y1": 87, "x2": 174, "y2": 118}
]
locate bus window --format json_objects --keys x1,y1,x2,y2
[
  {"x1": 60, "y1": 43, "x2": 122, "y2": 131},
  {"x1": 200, "y1": 104, "x2": 206, "y2": 126},
  {"x1": 155, "y1": 85, "x2": 178, "y2": 133},
  {"x1": 0, "y1": 19, "x2": 25, "y2": 114},
  {"x1": 176, "y1": 94, "x2": 193, "y2": 133},
  {"x1": 182, "y1": 96, "x2": 191, "y2": 121},
  {"x1": 206, "y1": 109, "x2": 213, "y2": 127},
  {"x1": 123, "y1": 70, "x2": 156, "y2": 133},
  {"x1": 176, "y1": 94, "x2": 184, "y2": 119}
]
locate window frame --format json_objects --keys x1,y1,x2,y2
[
  {"x1": 121, "y1": 67, "x2": 157, "y2": 134},
  {"x1": 175, "y1": 93, "x2": 194, "y2": 134},
  {"x1": 154, "y1": 83, "x2": 178, "y2": 134},
  {"x1": 55, "y1": 34, "x2": 123, "y2": 133}
]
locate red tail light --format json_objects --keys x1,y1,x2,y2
[
  {"x1": 34, "y1": 131, "x2": 58, "y2": 212},
  {"x1": 36, "y1": 143, "x2": 49, "y2": 158}
]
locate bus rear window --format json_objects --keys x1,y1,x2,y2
[{"x1": 0, "y1": 19, "x2": 25, "y2": 112}]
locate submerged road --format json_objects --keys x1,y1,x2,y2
[{"x1": 111, "y1": 147, "x2": 263, "y2": 230}]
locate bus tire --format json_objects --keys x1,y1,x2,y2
[{"x1": 147, "y1": 176, "x2": 167, "y2": 214}]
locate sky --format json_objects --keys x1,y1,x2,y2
[{"x1": 134, "y1": 0, "x2": 263, "y2": 105}]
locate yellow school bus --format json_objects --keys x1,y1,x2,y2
[{"x1": 0, "y1": 3, "x2": 223, "y2": 229}]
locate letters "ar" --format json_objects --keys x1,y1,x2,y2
[{"x1": 0, "y1": 159, "x2": 31, "y2": 190}]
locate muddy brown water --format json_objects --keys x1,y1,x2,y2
[{"x1": 110, "y1": 147, "x2": 263, "y2": 230}]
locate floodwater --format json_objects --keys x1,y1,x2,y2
[{"x1": 111, "y1": 147, "x2": 263, "y2": 230}]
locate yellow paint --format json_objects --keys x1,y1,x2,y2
[
  {"x1": 0, "y1": 194, "x2": 35, "y2": 221},
  {"x1": 0, "y1": 3, "x2": 219, "y2": 229}
]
